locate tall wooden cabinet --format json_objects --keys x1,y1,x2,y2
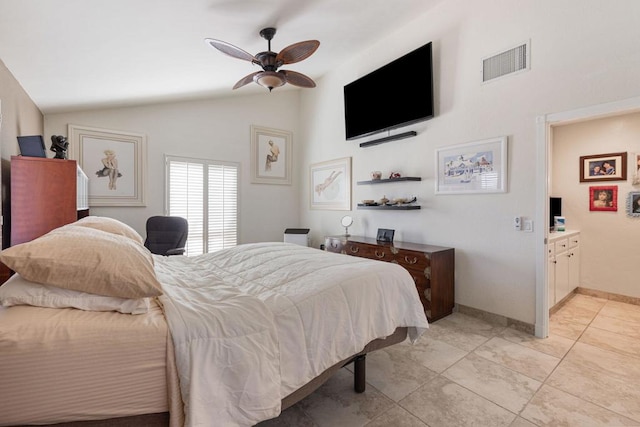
[
  {"x1": 324, "y1": 235, "x2": 455, "y2": 322},
  {"x1": 10, "y1": 156, "x2": 78, "y2": 246}
]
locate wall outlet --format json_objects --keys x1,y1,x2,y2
[
  {"x1": 523, "y1": 219, "x2": 533, "y2": 232},
  {"x1": 514, "y1": 216, "x2": 521, "y2": 230}
]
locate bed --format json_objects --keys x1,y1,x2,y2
[{"x1": 0, "y1": 217, "x2": 429, "y2": 426}]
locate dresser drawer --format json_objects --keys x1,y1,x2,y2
[{"x1": 345, "y1": 241, "x2": 394, "y2": 261}]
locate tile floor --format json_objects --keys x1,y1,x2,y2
[{"x1": 258, "y1": 294, "x2": 640, "y2": 426}]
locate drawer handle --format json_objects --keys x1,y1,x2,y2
[
  {"x1": 375, "y1": 250, "x2": 385, "y2": 259},
  {"x1": 404, "y1": 256, "x2": 418, "y2": 264},
  {"x1": 350, "y1": 246, "x2": 359, "y2": 254}
]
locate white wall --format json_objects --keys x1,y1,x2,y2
[
  {"x1": 45, "y1": 91, "x2": 302, "y2": 243},
  {"x1": 552, "y1": 112, "x2": 640, "y2": 297},
  {"x1": 298, "y1": 0, "x2": 640, "y2": 325}
]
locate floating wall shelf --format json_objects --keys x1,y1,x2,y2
[
  {"x1": 357, "y1": 204, "x2": 421, "y2": 210},
  {"x1": 357, "y1": 177, "x2": 422, "y2": 185}
]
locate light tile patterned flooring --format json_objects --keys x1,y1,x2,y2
[{"x1": 258, "y1": 294, "x2": 640, "y2": 426}]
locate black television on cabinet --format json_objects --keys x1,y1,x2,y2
[
  {"x1": 343, "y1": 41, "x2": 434, "y2": 141},
  {"x1": 550, "y1": 197, "x2": 562, "y2": 230}
]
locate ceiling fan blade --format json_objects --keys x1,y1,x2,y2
[
  {"x1": 205, "y1": 38, "x2": 257, "y2": 63},
  {"x1": 233, "y1": 71, "x2": 261, "y2": 89},
  {"x1": 275, "y1": 40, "x2": 320, "y2": 65},
  {"x1": 281, "y1": 70, "x2": 316, "y2": 88}
]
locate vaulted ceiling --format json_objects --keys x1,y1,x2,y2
[{"x1": 0, "y1": 0, "x2": 444, "y2": 113}]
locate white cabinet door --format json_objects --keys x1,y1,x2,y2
[
  {"x1": 568, "y1": 244, "x2": 580, "y2": 291},
  {"x1": 555, "y1": 251, "x2": 571, "y2": 303},
  {"x1": 548, "y1": 254, "x2": 556, "y2": 308}
]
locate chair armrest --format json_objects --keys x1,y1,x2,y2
[{"x1": 165, "y1": 248, "x2": 186, "y2": 256}]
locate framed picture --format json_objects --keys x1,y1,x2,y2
[
  {"x1": 435, "y1": 136, "x2": 508, "y2": 194},
  {"x1": 632, "y1": 153, "x2": 640, "y2": 185},
  {"x1": 628, "y1": 191, "x2": 640, "y2": 217},
  {"x1": 69, "y1": 124, "x2": 147, "y2": 206},
  {"x1": 589, "y1": 185, "x2": 618, "y2": 212},
  {"x1": 310, "y1": 157, "x2": 351, "y2": 210},
  {"x1": 250, "y1": 125, "x2": 292, "y2": 185},
  {"x1": 579, "y1": 152, "x2": 627, "y2": 182}
]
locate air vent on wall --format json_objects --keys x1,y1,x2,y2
[{"x1": 482, "y1": 40, "x2": 530, "y2": 83}]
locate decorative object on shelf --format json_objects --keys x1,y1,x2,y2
[
  {"x1": 579, "y1": 152, "x2": 627, "y2": 182},
  {"x1": 391, "y1": 196, "x2": 417, "y2": 205},
  {"x1": 389, "y1": 171, "x2": 402, "y2": 179},
  {"x1": 250, "y1": 125, "x2": 292, "y2": 185},
  {"x1": 50, "y1": 135, "x2": 69, "y2": 159},
  {"x1": 205, "y1": 27, "x2": 319, "y2": 92},
  {"x1": 435, "y1": 136, "x2": 508, "y2": 195},
  {"x1": 362, "y1": 199, "x2": 375, "y2": 205},
  {"x1": 376, "y1": 228, "x2": 395, "y2": 243},
  {"x1": 68, "y1": 124, "x2": 147, "y2": 207},
  {"x1": 627, "y1": 191, "x2": 640, "y2": 217},
  {"x1": 310, "y1": 157, "x2": 351, "y2": 210},
  {"x1": 371, "y1": 171, "x2": 382, "y2": 180},
  {"x1": 341, "y1": 215, "x2": 353, "y2": 236},
  {"x1": 378, "y1": 195, "x2": 389, "y2": 205},
  {"x1": 589, "y1": 185, "x2": 618, "y2": 212}
]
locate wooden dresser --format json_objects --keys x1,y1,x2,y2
[
  {"x1": 324, "y1": 235, "x2": 454, "y2": 322},
  {"x1": 10, "y1": 156, "x2": 78, "y2": 247}
]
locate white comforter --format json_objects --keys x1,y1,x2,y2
[{"x1": 155, "y1": 242, "x2": 429, "y2": 427}]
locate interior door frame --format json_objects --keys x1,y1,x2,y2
[{"x1": 535, "y1": 95, "x2": 640, "y2": 338}]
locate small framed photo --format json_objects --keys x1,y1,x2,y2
[
  {"x1": 309, "y1": 157, "x2": 351, "y2": 210},
  {"x1": 250, "y1": 125, "x2": 292, "y2": 185},
  {"x1": 589, "y1": 185, "x2": 618, "y2": 212},
  {"x1": 376, "y1": 228, "x2": 395, "y2": 243},
  {"x1": 579, "y1": 152, "x2": 627, "y2": 182},
  {"x1": 628, "y1": 191, "x2": 640, "y2": 217}
]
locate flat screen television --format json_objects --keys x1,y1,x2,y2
[{"x1": 343, "y1": 42, "x2": 434, "y2": 140}]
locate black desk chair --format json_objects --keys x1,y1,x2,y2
[{"x1": 144, "y1": 216, "x2": 188, "y2": 256}]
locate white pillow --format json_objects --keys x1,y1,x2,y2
[{"x1": 0, "y1": 273, "x2": 150, "y2": 315}]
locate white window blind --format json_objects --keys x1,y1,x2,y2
[{"x1": 166, "y1": 155, "x2": 238, "y2": 256}]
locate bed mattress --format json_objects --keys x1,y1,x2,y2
[{"x1": 0, "y1": 299, "x2": 170, "y2": 426}]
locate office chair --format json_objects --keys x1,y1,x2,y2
[{"x1": 144, "y1": 216, "x2": 188, "y2": 256}]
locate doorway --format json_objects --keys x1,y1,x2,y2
[{"x1": 535, "y1": 95, "x2": 640, "y2": 338}]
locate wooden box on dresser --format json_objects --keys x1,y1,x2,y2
[{"x1": 325, "y1": 236, "x2": 455, "y2": 322}]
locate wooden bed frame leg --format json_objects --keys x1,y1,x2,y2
[{"x1": 354, "y1": 354, "x2": 366, "y2": 393}]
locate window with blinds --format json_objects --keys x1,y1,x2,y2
[{"x1": 165, "y1": 155, "x2": 238, "y2": 256}]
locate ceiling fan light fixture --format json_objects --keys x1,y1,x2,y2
[
  {"x1": 254, "y1": 71, "x2": 285, "y2": 92},
  {"x1": 207, "y1": 28, "x2": 319, "y2": 91}
]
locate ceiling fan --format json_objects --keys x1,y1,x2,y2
[{"x1": 205, "y1": 27, "x2": 320, "y2": 92}]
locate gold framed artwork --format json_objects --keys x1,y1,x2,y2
[{"x1": 69, "y1": 124, "x2": 147, "y2": 207}]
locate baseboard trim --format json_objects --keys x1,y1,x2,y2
[
  {"x1": 576, "y1": 287, "x2": 640, "y2": 306},
  {"x1": 455, "y1": 304, "x2": 535, "y2": 335}
]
